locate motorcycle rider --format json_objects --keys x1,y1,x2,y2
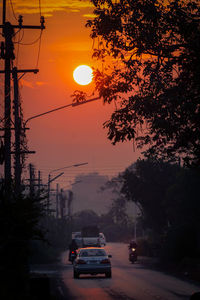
[
  {"x1": 128, "y1": 240, "x2": 138, "y2": 262},
  {"x1": 129, "y1": 240, "x2": 137, "y2": 249},
  {"x1": 68, "y1": 239, "x2": 78, "y2": 262}
]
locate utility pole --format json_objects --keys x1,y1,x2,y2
[
  {"x1": 12, "y1": 67, "x2": 39, "y2": 195},
  {"x1": 29, "y1": 163, "x2": 35, "y2": 198},
  {"x1": 56, "y1": 183, "x2": 59, "y2": 219},
  {"x1": 47, "y1": 174, "x2": 50, "y2": 213},
  {"x1": 13, "y1": 67, "x2": 21, "y2": 195},
  {"x1": 38, "y1": 170, "x2": 41, "y2": 197},
  {"x1": 47, "y1": 172, "x2": 64, "y2": 215},
  {"x1": 67, "y1": 190, "x2": 73, "y2": 218},
  {"x1": 0, "y1": 0, "x2": 45, "y2": 192},
  {"x1": 2, "y1": 20, "x2": 13, "y2": 190},
  {"x1": 60, "y1": 189, "x2": 66, "y2": 219}
]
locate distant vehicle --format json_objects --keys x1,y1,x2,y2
[
  {"x1": 72, "y1": 232, "x2": 82, "y2": 248},
  {"x1": 72, "y1": 232, "x2": 81, "y2": 239},
  {"x1": 99, "y1": 233, "x2": 106, "y2": 246},
  {"x1": 128, "y1": 240, "x2": 138, "y2": 263},
  {"x1": 69, "y1": 250, "x2": 77, "y2": 264},
  {"x1": 73, "y1": 247, "x2": 112, "y2": 279},
  {"x1": 129, "y1": 247, "x2": 137, "y2": 263},
  {"x1": 81, "y1": 226, "x2": 101, "y2": 247}
]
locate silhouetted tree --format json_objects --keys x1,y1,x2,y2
[
  {"x1": 163, "y1": 168, "x2": 200, "y2": 260},
  {"x1": 120, "y1": 159, "x2": 180, "y2": 236},
  {"x1": 115, "y1": 158, "x2": 200, "y2": 260},
  {"x1": 109, "y1": 196, "x2": 129, "y2": 226},
  {"x1": 0, "y1": 183, "x2": 45, "y2": 299},
  {"x1": 87, "y1": 0, "x2": 200, "y2": 166}
]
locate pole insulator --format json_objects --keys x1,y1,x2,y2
[
  {"x1": 18, "y1": 15, "x2": 23, "y2": 28},
  {"x1": 40, "y1": 16, "x2": 45, "y2": 29}
]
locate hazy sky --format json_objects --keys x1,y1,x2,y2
[{"x1": 0, "y1": 1, "x2": 141, "y2": 188}]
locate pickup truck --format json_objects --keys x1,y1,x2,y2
[{"x1": 81, "y1": 226, "x2": 101, "y2": 247}]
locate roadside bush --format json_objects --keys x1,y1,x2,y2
[
  {"x1": 137, "y1": 237, "x2": 160, "y2": 257},
  {"x1": 101, "y1": 223, "x2": 132, "y2": 242},
  {"x1": 161, "y1": 223, "x2": 200, "y2": 262},
  {"x1": 29, "y1": 240, "x2": 60, "y2": 264}
]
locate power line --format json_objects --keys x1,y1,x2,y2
[
  {"x1": 9, "y1": 0, "x2": 17, "y2": 21},
  {"x1": 35, "y1": 30, "x2": 43, "y2": 68},
  {"x1": 15, "y1": 31, "x2": 43, "y2": 45},
  {"x1": 38, "y1": 0, "x2": 42, "y2": 17}
]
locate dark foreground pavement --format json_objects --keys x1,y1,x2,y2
[
  {"x1": 30, "y1": 263, "x2": 71, "y2": 300},
  {"x1": 29, "y1": 256, "x2": 200, "y2": 299}
]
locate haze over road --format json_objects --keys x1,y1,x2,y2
[{"x1": 59, "y1": 243, "x2": 200, "y2": 300}]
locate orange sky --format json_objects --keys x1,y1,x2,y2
[{"x1": 0, "y1": 1, "x2": 141, "y2": 187}]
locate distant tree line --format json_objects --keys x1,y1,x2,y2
[
  {"x1": 70, "y1": 157, "x2": 200, "y2": 263},
  {"x1": 71, "y1": 206, "x2": 136, "y2": 243}
]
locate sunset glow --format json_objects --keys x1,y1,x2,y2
[
  {"x1": 0, "y1": 1, "x2": 137, "y2": 190},
  {"x1": 73, "y1": 65, "x2": 93, "y2": 85}
]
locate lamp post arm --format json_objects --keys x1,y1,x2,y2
[
  {"x1": 50, "y1": 162, "x2": 88, "y2": 173},
  {"x1": 24, "y1": 96, "x2": 101, "y2": 127},
  {"x1": 24, "y1": 103, "x2": 73, "y2": 127},
  {"x1": 49, "y1": 172, "x2": 64, "y2": 183}
]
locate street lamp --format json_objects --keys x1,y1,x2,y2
[
  {"x1": 21, "y1": 94, "x2": 98, "y2": 199},
  {"x1": 24, "y1": 96, "x2": 100, "y2": 127},
  {"x1": 47, "y1": 162, "x2": 88, "y2": 215},
  {"x1": 49, "y1": 162, "x2": 88, "y2": 174}
]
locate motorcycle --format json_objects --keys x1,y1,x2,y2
[
  {"x1": 129, "y1": 247, "x2": 137, "y2": 264},
  {"x1": 69, "y1": 250, "x2": 77, "y2": 264}
]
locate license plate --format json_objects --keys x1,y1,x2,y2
[{"x1": 88, "y1": 261, "x2": 98, "y2": 264}]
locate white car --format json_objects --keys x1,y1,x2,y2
[
  {"x1": 73, "y1": 247, "x2": 112, "y2": 279},
  {"x1": 99, "y1": 233, "x2": 106, "y2": 246}
]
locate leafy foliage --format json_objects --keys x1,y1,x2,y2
[
  {"x1": 71, "y1": 208, "x2": 134, "y2": 242},
  {"x1": 116, "y1": 158, "x2": 200, "y2": 260},
  {"x1": 71, "y1": 90, "x2": 87, "y2": 105},
  {"x1": 120, "y1": 159, "x2": 180, "y2": 234},
  {"x1": 108, "y1": 196, "x2": 129, "y2": 226},
  {"x1": 87, "y1": 0, "x2": 200, "y2": 166}
]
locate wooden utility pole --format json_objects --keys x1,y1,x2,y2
[
  {"x1": 3, "y1": 21, "x2": 13, "y2": 190},
  {"x1": 0, "y1": 0, "x2": 45, "y2": 192},
  {"x1": 47, "y1": 172, "x2": 64, "y2": 215},
  {"x1": 13, "y1": 67, "x2": 21, "y2": 195},
  {"x1": 12, "y1": 67, "x2": 38, "y2": 195},
  {"x1": 56, "y1": 183, "x2": 59, "y2": 219},
  {"x1": 38, "y1": 170, "x2": 41, "y2": 196},
  {"x1": 29, "y1": 163, "x2": 35, "y2": 198}
]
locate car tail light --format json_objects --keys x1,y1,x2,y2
[
  {"x1": 76, "y1": 259, "x2": 86, "y2": 264},
  {"x1": 100, "y1": 259, "x2": 110, "y2": 264}
]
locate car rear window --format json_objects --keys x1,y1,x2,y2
[{"x1": 80, "y1": 249, "x2": 106, "y2": 257}]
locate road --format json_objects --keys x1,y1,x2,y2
[{"x1": 57, "y1": 243, "x2": 200, "y2": 300}]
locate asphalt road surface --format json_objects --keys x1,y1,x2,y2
[{"x1": 57, "y1": 243, "x2": 200, "y2": 300}]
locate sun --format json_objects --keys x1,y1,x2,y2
[{"x1": 73, "y1": 65, "x2": 93, "y2": 85}]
